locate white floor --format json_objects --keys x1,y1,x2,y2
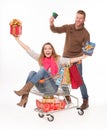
[{"x1": 0, "y1": 86, "x2": 107, "y2": 130}]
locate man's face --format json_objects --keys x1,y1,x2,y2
[{"x1": 75, "y1": 13, "x2": 85, "y2": 28}]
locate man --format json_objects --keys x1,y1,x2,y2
[{"x1": 49, "y1": 10, "x2": 90, "y2": 110}]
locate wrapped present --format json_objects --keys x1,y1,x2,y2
[
  {"x1": 42, "y1": 98, "x2": 55, "y2": 103},
  {"x1": 9, "y1": 19, "x2": 22, "y2": 36},
  {"x1": 83, "y1": 41, "x2": 96, "y2": 56},
  {"x1": 54, "y1": 101, "x2": 66, "y2": 110},
  {"x1": 36, "y1": 99, "x2": 66, "y2": 112}
]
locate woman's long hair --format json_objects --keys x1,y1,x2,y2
[{"x1": 38, "y1": 42, "x2": 60, "y2": 66}]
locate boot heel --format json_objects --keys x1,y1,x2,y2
[
  {"x1": 23, "y1": 103, "x2": 27, "y2": 108},
  {"x1": 16, "y1": 94, "x2": 28, "y2": 108}
]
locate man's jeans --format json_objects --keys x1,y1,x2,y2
[{"x1": 76, "y1": 63, "x2": 89, "y2": 99}]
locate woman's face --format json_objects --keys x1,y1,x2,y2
[{"x1": 43, "y1": 44, "x2": 53, "y2": 57}]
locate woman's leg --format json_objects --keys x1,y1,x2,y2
[
  {"x1": 17, "y1": 94, "x2": 29, "y2": 107},
  {"x1": 29, "y1": 67, "x2": 50, "y2": 84},
  {"x1": 26, "y1": 71, "x2": 37, "y2": 83},
  {"x1": 14, "y1": 68, "x2": 48, "y2": 107},
  {"x1": 14, "y1": 67, "x2": 58, "y2": 107},
  {"x1": 16, "y1": 70, "x2": 35, "y2": 107},
  {"x1": 14, "y1": 67, "x2": 50, "y2": 96}
]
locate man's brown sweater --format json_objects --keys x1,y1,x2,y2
[{"x1": 50, "y1": 24, "x2": 90, "y2": 58}]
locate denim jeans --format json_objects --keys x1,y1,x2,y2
[
  {"x1": 76, "y1": 63, "x2": 89, "y2": 99},
  {"x1": 26, "y1": 67, "x2": 58, "y2": 95}
]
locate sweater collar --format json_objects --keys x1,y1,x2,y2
[{"x1": 73, "y1": 23, "x2": 84, "y2": 31}]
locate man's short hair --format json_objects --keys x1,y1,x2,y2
[{"x1": 77, "y1": 10, "x2": 86, "y2": 18}]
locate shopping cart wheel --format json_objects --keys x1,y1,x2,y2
[
  {"x1": 78, "y1": 109, "x2": 84, "y2": 115},
  {"x1": 46, "y1": 114, "x2": 54, "y2": 122},
  {"x1": 38, "y1": 113, "x2": 45, "y2": 118}
]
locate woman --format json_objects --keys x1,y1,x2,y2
[{"x1": 13, "y1": 36, "x2": 87, "y2": 108}]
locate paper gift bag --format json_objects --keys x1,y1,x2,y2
[
  {"x1": 61, "y1": 66, "x2": 71, "y2": 85},
  {"x1": 69, "y1": 64, "x2": 83, "y2": 89},
  {"x1": 55, "y1": 67, "x2": 64, "y2": 86}
]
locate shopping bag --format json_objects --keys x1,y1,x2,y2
[
  {"x1": 55, "y1": 67, "x2": 64, "y2": 86},
  {"x1": 61, "y1": 66, "x2": 71, "y2": 84},
  {"x1": 82, "y1": 41, "x2": 96, "y2": 56},
  {"x1": 69, "y1": 64, "x2": 83, "y2": 89}
]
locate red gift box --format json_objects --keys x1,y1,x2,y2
[
  {"x1": 10, "y1": 25, "x2": 22, "y2": 36},
  {"x1": 9, "y1": 19, "x2": 22, "y2": 36},
  {"x1": 36, "y1": 99, "x2": 66, "y2": 112}
]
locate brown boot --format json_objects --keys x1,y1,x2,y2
[
  {"x1": 17, "y1": 94, "x2": 29, "y2": 108},
  {"x1": 80, "y1": 99, "x2": 89, "y2": 110},
  {"x1": 65, "y1": 96, "x2": 71, "y2": 104},
  {"x1": 14, "y1": 82, "x2": 33, "y2": 96}
]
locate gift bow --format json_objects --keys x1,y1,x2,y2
[{"x1": 9, "y1": 19, "x2": 22, "y2": 26}]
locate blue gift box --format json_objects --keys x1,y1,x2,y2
[{"x1": 83, "y1": 41, "x2": 96, "y2": 56}]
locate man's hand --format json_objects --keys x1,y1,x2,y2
[
  {"x1": 49, "y1": 16, "x2": 54, "y2": 26},
  {"x1": 82, "y1": 54, "x2": 88, "y2": 59}
]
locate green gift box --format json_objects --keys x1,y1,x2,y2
[{"x1": 52, "y1": 12, "x2": 58, "y2": 19}]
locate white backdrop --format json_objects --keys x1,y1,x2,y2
[
  {"x1": 0, "y1": 1, "x2": 107, "y2": 130},
  {"x1": 0, "y1": 0, "x2": 107, "y2": 105}
]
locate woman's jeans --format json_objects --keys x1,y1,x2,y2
[{"x1": 26, "y1": 67, "x2": 58, "y2": 95}]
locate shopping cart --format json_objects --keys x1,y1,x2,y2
[
  {"x1": 31, "y1": 82, "x2": 84, "y2": 122},
  {"x1": 30, "y1": 66, "x2": 84, "y2": 122}
]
